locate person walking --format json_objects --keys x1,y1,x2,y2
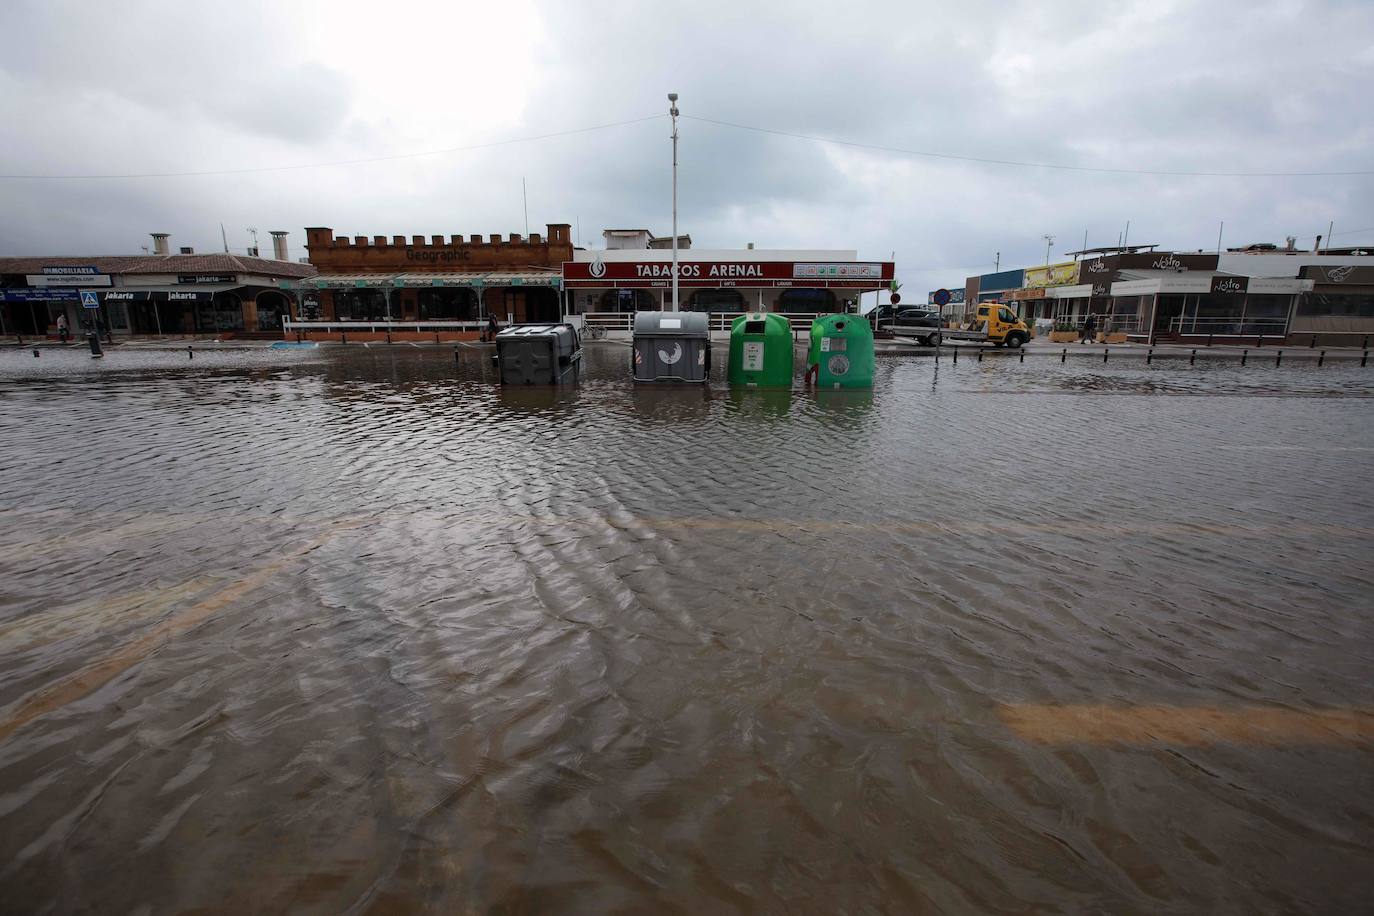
[
  {"x1": 56, "y1": 313, "x2": 69, "y2": 343},
  {"x1": 485, "y1": 314, "x2": 499, "y2": 343},
  {"x1": 1079, "y1": 312, "x2": 1097, "y2": 344}
]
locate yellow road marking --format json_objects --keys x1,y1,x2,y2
[
  {"x1": 998, "y1": 704, "x2": 1374, "y2": 747},
  {"x1": 0, "y1": 521, "x2": 360, "y2": 744}
]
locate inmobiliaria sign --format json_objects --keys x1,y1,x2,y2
[{"x1": 562, "y1": 259, "x2": 894, "y2": 288}]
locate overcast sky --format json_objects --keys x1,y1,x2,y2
[{"x1": 2, "y1": 0, "x2": 1371, "y2": 293}]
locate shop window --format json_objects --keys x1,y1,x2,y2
[
  {"x1": 334, "y1": 289, "x2": 389, "y2": 320},
  {"x1": 776, "y1": 288, "x2": 837, "y2": 314},
  {"x1": 1298, "y1": 293, "x2": 1374, "y2": 318},
  {"x1": 686, "y1": 289, "x2": 745, "y2": 312},
  {"x1": 419, "y1": 288, "x2": 478, "y2": 320}
]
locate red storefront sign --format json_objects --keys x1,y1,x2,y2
[{"x1": 562, "y1": 259, "x2": 894, "y2": 288}]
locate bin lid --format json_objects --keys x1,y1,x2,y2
[
  {"x1": 811, "y1": 314, "x2": 872, "y2": 336},
  {"x1": 496, "y1": 323, "x2": 575, "y2": 339},
  {"x1": 633, "y1": 311, "x2": 710, "y2": 338},
  {"x1": 731, "y1": 312, "x2": 790, "y2": 335}
]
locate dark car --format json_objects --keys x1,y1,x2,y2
[{"x1": 870, "y1": 306, "x2": 943, "y2": 346}]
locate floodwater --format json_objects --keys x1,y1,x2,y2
[{"x1": 1, "y1": 342, "x2": 1372, "y2": 914}]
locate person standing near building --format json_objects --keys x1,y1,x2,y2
[
  {"x1": 1079, "y1": 311, "x2": 1097, "y2": 344},
  {"x1": 485, "y1": 314, "x2": 499, "y2": 343},
  {"x1": 56, "y1": 313, "x2": 69, "y2": 343}
]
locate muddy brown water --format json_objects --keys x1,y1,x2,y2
[{"x1": 2, "y1": 343, "x2": 1373, "y2": 914}]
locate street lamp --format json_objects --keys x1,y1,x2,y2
[
  {"x1": 669, "y1": 92, "x2": 680, "y2": 312},
  {"x1": 1043, "y1": 234, "x2": 1055, "y2": 265}
]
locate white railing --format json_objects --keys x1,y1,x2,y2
[
  {"x1": 1169, "y1": 316, "x2": 1288, "y2": 337},
  {"x1": 283, "y1": 319, "x2": 486, "y2": 333},
  {"x1": 579, "y1": 311, "x2": 831, "y2": 334}
]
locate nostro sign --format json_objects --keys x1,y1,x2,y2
[{"x1": 562, "y1": 260, "x2": 894, "y2": 288}]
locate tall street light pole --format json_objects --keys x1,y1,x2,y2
[{"x1": 669, "y1": 93, "x2": 680, "y2": 312}]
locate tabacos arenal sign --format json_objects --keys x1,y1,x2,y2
[{"x1": 563, "y1": 259, "x2": 893, "y2": 287}]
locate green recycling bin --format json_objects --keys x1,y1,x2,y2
[
  {"x1": 807, "y1": 314, "x2": 874, "y2": 389},
  {"x1": 727, "y1": 312, "x2": 793, "y2": 387}
]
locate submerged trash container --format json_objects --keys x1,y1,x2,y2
[
  {"x1": 727, "y1": 312, "x2": 793, "y2": 387},
  {"x1": 495, "y1": 323, "x2": 582, "y2": 384},
  {"x1": 632, "y1": 311, "x2": 711, "y2": 383},
  {"x1": 807, "y1": 314, "x2": 874, "y2": 389}
]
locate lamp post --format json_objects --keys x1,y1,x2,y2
[
  {"x1": 669, "y1": 92, "x2": 680, "y2": 312},
  {"x1": 1043, "y1": 234, "x2": 1055, "y2": 265}
]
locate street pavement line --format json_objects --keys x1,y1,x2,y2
[
  {"x1": 0, "y1": 521, "x2": 359, "y2": 744},
  {"x1": 998, "y1": 703, "x2": 1374, "y2": 747}
]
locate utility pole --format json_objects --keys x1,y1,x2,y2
[
  {"x1": 994, "y1": 251, "x2": 1000, "y2": 272},
  {"x1": 1043, "y1": 235, "x2": 1055, "y2": 265},
  {"x1": 669, "y1": 93, "x2": 680, "y2": 311},
  {"x1": 522, "y1": 178, "x2": 529, "y2": 238}
]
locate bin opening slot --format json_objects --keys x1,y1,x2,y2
[{"x1": 744, "y1": 320, "x2": 766, "y2": 334}]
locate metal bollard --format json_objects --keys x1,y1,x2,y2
[
  {"x1": 1310, "y1": 335, "x2": 1317, "y2": 349},
  {"x1": 1147, "y1": 348, "x2": 1153, "y2": 364},
  {"x1": 1103, "y1": 347, "x2": 1109, "y2": 364},
  {"x1": 435, "y1": 332, "x2": 441, "y2": 345},
  {"x1": 953, "y1": 347, "x2": 957, "y2": 363},
  {"x1": 340, "y1": 330, "x2": 347, "y2": 344},
  {"x1": 1362, "y1": 350, "x2": 1368, "y2": 368},
  {"x1": 187, "y1": 345, "x2": 193, "y2": 359},
  {"x1": 1061, "y1": 348, "x2": 1067, "y2": 363},
  {"x1": 1019, "y1": 348, "x2": 1025, "y2": 363},
  {"x1": 454, "y1": 346, "x2": 460, "y2": 366},
  {"x1": 1319, "y1": 350, "x2": 1326, "y2": 367},
  {"x1": 1256, "y1": 335, "x2": 1263, "y2": 348},
  {"x1": 1363, "y1": 335, "x2": 1369, "y2": 350},
  {"x1": 977, "y1": 348, "x2": 982, "y2": 362},
  {"x1": 386, "y1": 329, "x2": 392, "y2": 344},
  {"x1": 33, "y1": 348, "x2": 39, "y2": 357},
  {"x1": 1276, "y1": 350, "x2": 1283, "y2": 367},
  {"x1": 1241, "y1": 349, "x2": 1247, "y2": 366},
  {"x1": 1207, "y1": 333, "x2": 1214, "y2": 347}
]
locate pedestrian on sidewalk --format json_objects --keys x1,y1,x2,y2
[
  {"x1": 56, "y1": 313, "x2": 69, "y2": 343},
  {"x1": 1079, "y1": 312, "x2": 1097, "y2": 344},
  {"x1": 485, "y1": 315, "x2": 499, "y2": 342}
]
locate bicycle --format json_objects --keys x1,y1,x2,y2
[{"x1": 583, "y1": 322, "x2": 607, "y2": 340}]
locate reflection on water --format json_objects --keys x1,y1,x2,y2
[{"x1": 1, "y1": 344, "x2": 1373, "y2": 914}]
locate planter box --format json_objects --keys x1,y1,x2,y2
[
  {"x1": 1049, "y1": 331, "x2": 1078, "y2": 343},
  {"x1": 1102, "y1": 332, "x2": 1129, "y2": 344}
]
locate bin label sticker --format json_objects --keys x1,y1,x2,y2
[
  {"x1": 828, "y1": 354, "x2": 850, "y2": 376},
  {"x1": 743, "y1": 341, "x2": 764, "y2": 371},
  {"x1": 659, "y1": 342, "x2": 683, "y2": 365},
  {"x1": 660, "y1": 318, "x2": 682, "y2": 329},
  {"x1": 820, "y1": 337, "x2": 830, "y2": 352}
]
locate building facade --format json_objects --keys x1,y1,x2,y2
[
  {"x1": 292, "y1": 224, "x2": 573, "y2": 326},
  {"x1": 563, "y1": 234, "x2": 893, "y2": 315},
  {"x1": 0, "y1": 236, "x2": 315, "y2": 338}
]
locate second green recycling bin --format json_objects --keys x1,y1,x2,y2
[
  {"x1": 727, "y1": 312, "x2": 793, "y2": 387},
  {"x1": 807, "y1": 314, "x2": 874, "y2": 388}
]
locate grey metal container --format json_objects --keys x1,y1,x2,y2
[
  {"x1": 631, "y1": 311, "x2": 711, "y2": 383},
  {"x1": 495, "y1": 323, "x2": 582, "y2": 385}
]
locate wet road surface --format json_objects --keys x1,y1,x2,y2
[{"x1": 2, "y1": 343, "x2": 1373, "y2": 913}]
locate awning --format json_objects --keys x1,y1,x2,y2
[
  {"x1": 289, "y1": 272, "x2": 561, "y2": 290},
  {"x1": 101, "y1": 284, "x2": 240, "y2": 302}
]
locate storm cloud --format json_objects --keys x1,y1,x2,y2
[{"x1": 1, "y1": 0, "x2": 1370, "y2": 294}]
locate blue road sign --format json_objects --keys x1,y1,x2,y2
[
  {"x1": 80, "y1": 291, "x2": 101, "y2": 309},
  {"x1": 932, "y1": 288, "x2": 952, "y2": 307}
]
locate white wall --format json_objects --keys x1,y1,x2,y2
[{"x1": 1218, "y1": 253, "x2": 1373, "y2": 278}]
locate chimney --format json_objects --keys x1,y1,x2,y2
[
  {"x1": 747, "y1": 242, "x2": 754, "y2": 250},
  {"x1": 151, "y1": 233, "x2": 170, "y2": 255},
  {"x1": 1285, "y1": 236, "x2": 1296, "y2": 252},
  {"x1": 268, "y1": 232, "x2": 288, "y2": 260},
  {"x1": 1313, "y1": 235, "x2": 1323, "y2": 253}
]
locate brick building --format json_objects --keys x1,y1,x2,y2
[{"x1": 294, "y1": 224, "x2": 573, "y2": 327}]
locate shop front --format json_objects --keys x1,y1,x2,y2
[
  {"x1": 1108, "y1": 275, "x2": 1311, "y2": 343},
  {"x1": 562, "y1": 256, "x2": 894, "y2": 318}
]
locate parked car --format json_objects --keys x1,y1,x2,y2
[{"x1": 870, "y1": 306, "x2": 943, "y2": 346}]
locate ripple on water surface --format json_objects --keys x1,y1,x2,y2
[{"x1": 1, "y1": 344, "x2": 1372, "y2": 913}]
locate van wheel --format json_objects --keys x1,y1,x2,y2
[{"x1": 1006, "y1": 334, "x2": 1024, "y2": 349}]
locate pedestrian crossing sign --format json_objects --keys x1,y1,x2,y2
[{"x1": 80, "y1": 291, "x2": 100, "y2": 309}]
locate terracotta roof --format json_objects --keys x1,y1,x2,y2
[{"x1": 0, "y1": 253, "x2": 318, "y2": 278}]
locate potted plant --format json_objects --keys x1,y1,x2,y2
[{"x1": 1049, "y1": 322, "x2": 1079, "y2": 343}]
